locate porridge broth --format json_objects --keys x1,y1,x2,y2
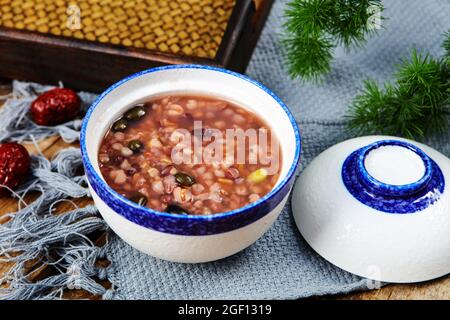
[{"x1": 98, "y1": 95, "x2": 281, "y2": 215}]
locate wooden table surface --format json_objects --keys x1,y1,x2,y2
[{"x1": 0, "y1": 83, "x2": 448, "y2": 300}]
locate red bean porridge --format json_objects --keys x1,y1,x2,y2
[{"x1": 98, "y1": 95, "x2": 281, "y2": 215}]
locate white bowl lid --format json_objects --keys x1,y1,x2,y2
[{"x1": 292, "y1": 136, "x2": 450, "y2": 283}]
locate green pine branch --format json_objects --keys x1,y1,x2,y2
[
  {"x1": 347, "y1": 36, "x2": 450, "y2": 140},
  {"x1": 283, "y1": 0, "x2": 383, "y2": 81},
  {"x1": 444, "y1": 30, "x2": 450, "y2": 60}
]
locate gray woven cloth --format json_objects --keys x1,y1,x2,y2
[{"x1": 105, "y1": 0, "x2": 450, "y2": 299}]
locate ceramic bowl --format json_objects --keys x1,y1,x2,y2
[
  {"x1": 81, "y1": 65, "x2": 301, "y2": 263},
  {"x1": 292, "y1": 136, "x2": 450, "y2": 283}
]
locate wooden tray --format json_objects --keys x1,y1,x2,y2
[{"x1": 0, "y1": 0, "x2": 273, "y2": 92}]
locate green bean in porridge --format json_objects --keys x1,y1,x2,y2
[{"x1": 98, "y1": 95, "x2": 281, "y2": 215}]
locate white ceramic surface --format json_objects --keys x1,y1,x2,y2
[
  {"x1": 81, "y1": 65, "x2": 300, "y2": 263},
  {"x1": 292, "y1": 135, "x2": 450, "y2": 283},
  {"x1": 92, "y1": 187, "x2": 289, "y2": 263}
]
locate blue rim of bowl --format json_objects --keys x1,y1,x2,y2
[
  {"x1": 80, "y1": 64, "x2": 301, "y2": 234},
  {"x1": 357, "y1": 140, "x2": 433, "y2": 196}
]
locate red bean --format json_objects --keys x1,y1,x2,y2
[
  {"x1": 98, "y1": 95, "x2": 281, "y2": 215},
  {"x1": 226, "y1": 167, "x2": 240, "y2": 179}
]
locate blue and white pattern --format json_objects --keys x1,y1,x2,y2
[
  {"x1": 342, "y1": 140, "x2": 445, "y2": 214},
  {"x1": 80, "y1": 65, "x2": 301, "y2": 236}
]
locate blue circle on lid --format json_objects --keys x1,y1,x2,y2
[{"x1": 342, "y1": 140, "x2": 445, "y2": 214}]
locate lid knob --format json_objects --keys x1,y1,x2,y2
[
  {"x1": 356, "y1": 140, "x2": 432, "y2": 197},
  {"x1": 342, "y1": 140, "x2": 444, "y2": 213}
]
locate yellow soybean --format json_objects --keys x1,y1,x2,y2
[{"x1": 247, "y1": 169, "x2": 268, "y2": 184}]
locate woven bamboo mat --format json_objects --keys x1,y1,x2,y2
[{"x1": 0, "y1": 0, "x2": 236, "y2": 58}]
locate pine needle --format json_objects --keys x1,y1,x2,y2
[
  {"x1": 347, "y1": 48, "x2": 450, "y2": 139},
  {"x1": 444, "y1": 30, "x2": 450, "y2": 60},
  {"x1": 283, "y1": 34, "x2": 334, "y2": 81},
  {"x1": 282, "y1": 0, "x2": 384, "y2": 81},
  {"x1": 330, "y1": 0, "x2": 383, "y2": 48}
]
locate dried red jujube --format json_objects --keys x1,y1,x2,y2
[
  {"x1": 0, "y1": 143, "x2": 31, "y2": 196},
  {"x1": 31, "y1": 88, "x2": 81, "y2": 126}
]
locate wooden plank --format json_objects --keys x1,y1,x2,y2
[
  {"x1": 0, "y1": 28, "x2": 215, "y2": 93},
  {"x1": 216, "y1": 0, "x2": 274, "y2": 73},
  {"x1": 334, "y1": 276, "x2": 450, "y2": 300}
]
